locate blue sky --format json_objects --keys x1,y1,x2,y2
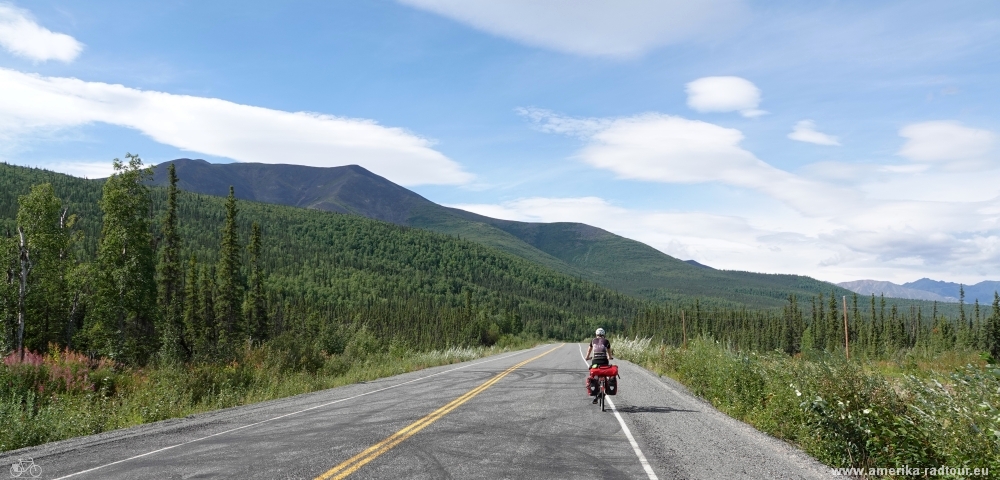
[{"x1": 2, "y1": 1, "x2": 1000, "y2": 284}]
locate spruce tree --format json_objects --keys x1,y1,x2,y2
[
  {"x1": 782, "y1": 294, "x2": 801, "y2": 355},
  {"x1": 959, "y1": 284, "x2": 966, "y2": 326},
  {"x1": 244, "y1": 222, "x2": 267, "y2": 342},
  {"x1": 157, "y1": 163, "x2": 186, "y2": 361},
  {"x1": 815, "y1": 293, "x2": 826, "y2": 351},
  {"x1": 868, "y1": 294, "x2": 878, "y2": 356},
  {"x1": 851, "y1": 294, "x2": 859, "y2": 348},
  {"x1": 826, "y1": 291, "x2": 841, "y2": 352},
  {"x1": 182, "y1": 255, "x2": 204, "y2": 357},
  {"x1": 974, "y1": 299, "x2": 983, "y2": 349},
  {"x1": 0, "y1": 231, "x2": 17, "y2": 353},
  {"x1": 215, "y1": 187, "x2": 243, "y2": 353},
  {"x1": 201, "y1": 265, "x2": 218, "y2": 357},
  {"x1": 989, "y1": 293, "x2": 1000, "y2": 360}
]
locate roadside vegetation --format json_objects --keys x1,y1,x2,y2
[
  {"x1": 614, "y1": 336, "x2": 999, "y2": 476},
  {"x1": 0, "y1": 339, "x2": 535, "y2": 452}
]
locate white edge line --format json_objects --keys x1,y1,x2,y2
[
  {"x1": 52, "y1": 345, "x2": 547, "y2": 480},
  {"x1": 580, "y1": 343, "x2": 659, "y2": 480}
]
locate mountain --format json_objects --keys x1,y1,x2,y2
[
  {"x1": 836, "y1": 280, "x2": 958, "y2": 302},
  {"x1": 684, "y1": 260, "x2": 714, "y2": 269},
  {"x1": 902, "y1": 278, "x2": 1000, "y2": 305},
  {"x1": 149, "y1": 159, "x2": 851, "y2": 308}
]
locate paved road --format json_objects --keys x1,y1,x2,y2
[{"x1": 1, "y1": 344, "x2": 834, "y2": 479}]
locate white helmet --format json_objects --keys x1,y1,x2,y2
[{"x1": 595, "y1": 328, "x2": 605, "y2": 336}]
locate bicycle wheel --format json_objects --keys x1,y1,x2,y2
[
  {"x1": 10, "y1": 464, "x2": 22, "y2": 478},
  {"x1": 600, "y1": 379, "x2": 606, "y2": 412},
  {"x1": 28, "y1": 464, "x2": 41, "y2": 477}
]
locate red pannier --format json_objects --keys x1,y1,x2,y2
[
  {"x1": 589, "y1": 365, "x2": 618, "y2": 377},
  {"x1": 586, "y1": 365, "x2": 619, "y2": 396}
]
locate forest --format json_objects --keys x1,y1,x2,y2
[
  {"x1": 0, "y1": 157, "x2": 644, "y2": 365},
  {"x1": 626, "y1": 289, "x2": 1000, "y2": 359},
  {"x1": 2, "y1": 158, "x2": 999, "y2": 366}
]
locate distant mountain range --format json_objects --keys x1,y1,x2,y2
[
  {"x1": 149, "y1": 159, "x2": 851, "y2": 308},
  {"x1": 837, "y1": 278, "x2": 1000, "y2": 304}
]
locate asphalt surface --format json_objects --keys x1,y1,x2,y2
[{"x1": 1, "y1": 344, "x2": 835, "y2": 479}]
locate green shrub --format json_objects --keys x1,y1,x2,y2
[{"x1": 617, "y1": 337, "x2": 1000, "y2": 476}]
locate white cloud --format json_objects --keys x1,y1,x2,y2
[
  {"x1": 41, "y1": 161, "x2": 116, "y2": 179},
  {"x1": 0, "y1": 68, "x2": 473, "y2": 186},
  {"x1": 520, "y1": 109, "x2": 1000, "y2": 283},
  {"x1": 898, "y1": 121, "x2": 996, "y2": 170},
  {"x1": 451, "y1": 196, "x2": 842, "y2": 277},
  {"x1": 515, "y1": 107, "x2": 611, "y2": 138},
  {"x1": 788, "y1": 120, "x2": 840, "y2": 146},
  {"x1": 523, "y1": 109, "x2": 851, "y2": 215},
  {"x1": 685, "y1": 76, "x2": 766, "y2": 117},
  {"x1": 0, "y1": 3, "x2": 82, "y2": 62},
  {"x1": 397, "y1": 0, "x2": 748, "y2": 57}
]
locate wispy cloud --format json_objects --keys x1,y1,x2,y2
[
  {"x1": 515, "y1": 107, "x2": 611, "y2": 137},
  {"x1": 0, "y1": 3, "x2": 82, "y2": 62},
  {"x1": 685, "y1": 76, "x2": 766, "y2": 118},
  {"x1": 0, "y1": 68, "x2": 473, "y2": 186},
  {"x1": 518, "y1": 109, "x2": 1000, "y2": 283},
  {"x1": 788, "y1": 120, "x2": 840, "y2": 146},
  {"x1": 521, "y1": 109, "x2": 850, "y2": 215},
  {"x1": 898, "y1": 120, "x2": 996, "y2": 171},
  {"x1": 397, "y1": 0, "x2": 749, "y2": 57}
]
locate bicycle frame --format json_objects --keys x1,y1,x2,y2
[{"x1": 597, "y1": 377, "x2": 608, "y2": 411}]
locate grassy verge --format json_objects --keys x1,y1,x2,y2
[
  {"x1": 614, "y1": 337, "x2": 999, "y2": 477},
  {"x1": 0, "y1": 336, "x2": 539, "y2": 453}
]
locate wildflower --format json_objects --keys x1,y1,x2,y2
[
  {"x1": 795, "y1": 389, "x2": 802, "y2": 397},
  {"x1": 863, "y1": 409, "x2": 871, "y2": 414}
]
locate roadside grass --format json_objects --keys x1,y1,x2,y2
[
  {"x1": 0, "y1": 336, "x2": 539, "y2": 453},
  {"x1": 613, "y1": 336, "x2": 1000, "y2": 477}
]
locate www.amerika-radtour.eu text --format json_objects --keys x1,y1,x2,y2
[{"x1": 831, "y1": 466, "x2": 989, "y2": 477}]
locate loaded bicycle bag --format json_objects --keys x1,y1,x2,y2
[
  {"x1": 586, "y1": 376, "x2": 600, "y2": 396},
  {"x1": 589, "y1": 365, "x2": 618, "y2": 377}
]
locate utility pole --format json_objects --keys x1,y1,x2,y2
[{"x1": 843, "y1": 295, "x2": 850, "y2": 360}]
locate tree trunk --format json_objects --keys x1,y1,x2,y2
[
  {"x1": 65, "y1": 292, "x2": 79, "y2": 349},
  {"x1": 17, "y1": 226, "x2": 30, "y2": 362}
]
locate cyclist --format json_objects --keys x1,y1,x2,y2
[
  {"x1": 585, "y1": 327, "x2": 613, "y2": 366},
  {"x1": 585, "y1": 328, "x2": 614, "y2": 403}
]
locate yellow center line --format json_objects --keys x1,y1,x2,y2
[{"x1": 314, "y1": 344, "x2": 564, "y2": 480}]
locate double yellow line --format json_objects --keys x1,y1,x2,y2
[{"x1": 314, "y1": 344, "x2": 563, "y2": 480}]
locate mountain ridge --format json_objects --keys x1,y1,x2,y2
[
  {"x1": 837, "y1": 278, "x2": 1000, "y2": 304},
  {"x1": 149, "y1": 159, "x2": 850, "y2": 308},
  {"x1": 903, "y1": 278, "x2": 1000, "y2": 304},
  {"x1": 836, "y1": 280, "x2": 958, "y2": 302}
]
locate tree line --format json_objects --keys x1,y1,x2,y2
[
  {"x1": 0, "y1": 157, "x2": 261, "y2": 363},
  {"x1": 624, "y1": 290, "x2": 1000, "y2": 359},
  {"x1": 0, "y1": 158, "x2": 643, "y2": 365}
]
